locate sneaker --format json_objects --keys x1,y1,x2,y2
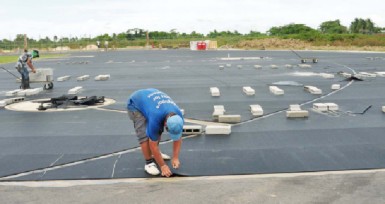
[
  {"x1": 152, "y1": 152, "x2": 171, "y2": 160},
  {"x1": 144, "y1": 162, "x2": 160, "y2": 176},
  {"x1": 161, "y1": 152, "x2": 171, "y2": 160}
]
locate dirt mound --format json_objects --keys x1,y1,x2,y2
[{"x1": 236, "y1": 38, "x2": 311, "y2": 50}]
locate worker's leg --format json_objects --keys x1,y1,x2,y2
[
  {"x1": 128, "y1": 110, "x2": 151, "y2": 160},
  {"x1": 20, "y1": 65, "x2": 30, "y2": 89}
]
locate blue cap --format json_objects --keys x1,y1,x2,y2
[{"x1": 166, "y1": 115, "x2": 183, "y2": 141}]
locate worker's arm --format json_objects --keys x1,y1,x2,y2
[
  {"x1": 172, "y1": 139, "x2": 182, "y2": 169},
  {"x1": 26, "y1": 58, "x2": 36, "y2": 73},
  {"x1": 149, "y1": 139, "x2": 172, "y2": 177}
]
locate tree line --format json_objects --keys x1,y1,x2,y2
[{"x1": 0, "y1": 18, "x2": 384, "y2": 50}]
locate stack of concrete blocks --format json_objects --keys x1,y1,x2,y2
[
  {"x1": 375, "y1": 72, "x2": 385, "y2": 77},
  {"x1": 205, "y1": 125, "x2": 231, "y2": 135},
  {"x1": 286, "y1": 104, "x2": 309, "y2": 118},
  {"x1": 331, "y1": 84, "x2": 341, "y2": 90},
  {"x1": 320, "y1": 73, "x2": 335, "y2": 79},
  {"x1": 250, "y1": 104, "x2": 263, "y2": 117},
  {"x1": 218, "y1": 114, "x2": 241, "y2": 123},
  {"x1": 68, "y1": 86, "x2": 83, "y2": 95},
  {"x1": 243, "y1": 86, "x2": 255, "y2": 96},
  {"x1": 313, "y1": 103, "x2": 339, "y2": 111},
  {"x1": 94, "y1": 74, "x2": 110, "y2": 81},
  {"x1": 304, "y1": 86, "x2": 322, "y2": 95},
  {"x1": 212, "y1": 105, "x2": 225, "y2": 121},
  {"x1": 182, "y1": 125, "x2": 203, "y2": 135},
  {"x1": 76, "y1": 75, "x2": 90, "y2": 81},
  {"x1": 0, "y1": 97, "x2": 25, "y2": 108},
  {"x1": 269, "y1": 86, "x2": 284, "y2": 95},
  {"x1": 210, "y1": 87, "x2": 220, "y2": 97},
  {"x1": 57, "y1": 75, "x2": 71, "y2": 82},
  {"x1": 29, "y1": 68, "x2": 53, "y2": 82}
]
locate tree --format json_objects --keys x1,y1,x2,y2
[
  {"x1": 350, "y1": 18, "x2": 380, "y2": 34},
  {"x1": 319, "y1": 20, "x2": 347, "y2": 34},
  {"x1": 268, "y1": 24, "x2": 316, "y2": 35}
]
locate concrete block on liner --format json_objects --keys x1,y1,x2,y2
[
  {"x1": 95, "y1": 74, "x2": 110, "y2": 81},
  {"x1": 68, "y1": 86, "x2": 83, "y2": 95},
  {"x1": 210, "y1": 87, "x2": 220, "y2": 97},
  {"x1": 0, "y1": 100, "x2": 6, "y2": 108},
  {"x1": 382, "y1": 106, "x2": 385, "y2": 113},
  {"x1": 313, "y1": 103, "x2": 328, "y2": 111},
  {"x1": 218, "y1": 115, "x2": 241, "y2": 123},
  {"x1": 304, "y1": 86, "x2": 322, "y2": 95},
  {"x1": 57, "y1": 75, "x2": 71, "y2": 82},
  {"x1": 286, "y1": 110, "x2": 309, "y2": 118},
  {"x1": 242, "y1": 86, "x2": 255, "y2": 96},
  {"x1": 205, "y1": 125, "x2": 231, "y2": 135},
  {"x1": 76, "y1": 75, "x2": 90, "y2": 81},
  {"x1": 5, "y1": 89, "x2": 22, "y2": 97},
  {"x1": 269, "y1": 86, "x2": 284, "y2": 95},
  {"x1": 183, "y1": 125, "x2": 203, "y2": 135},
  {"x1": 325, "y1": 103, "x2": 339, "y2": 111},
  {"x1": 4, "y1": 97, "x2": 25, "y2": 104},
  {"x1": 250, "y1": 104, "x2": 263, "y2": 116},
  {"x1": 331, "y1": 84, "x2": 340, "y2": 90}
]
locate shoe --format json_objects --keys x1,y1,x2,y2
[
  {"x1": 161, "y1": 152, "x2": 171, "y2": 160},
  {"x1": 151, "y1": 152, "x2": 171, "y2": 160},
  {"x1": 144, "y1": 162, "x2": 160, "y2": 176}
]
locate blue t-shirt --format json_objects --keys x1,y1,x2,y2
[{"x1": 127, "y1": 88, "x2": 183, "y2": 141}]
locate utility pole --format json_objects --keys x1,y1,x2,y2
[
  {"x1": 146, "y1": 31, "x2": 149, "y2": 47},
  {"x1": 24, "y1": 34, "x2": 28, "y2": 51}
]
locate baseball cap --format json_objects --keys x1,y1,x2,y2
[{"x1": 166, "y1": 115, "x2": 183, "y2": 141}]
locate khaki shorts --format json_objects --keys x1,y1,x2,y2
[{"x1": 128, "y1": 110, "x2": 148, "y2": 144}]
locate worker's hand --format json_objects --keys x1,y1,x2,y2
[
  {"x1": 172, "y1": 158, "x2": 180, "y2": 169},
  {"x1": 161, "y1": 165, "x2": 172, "y2": 177},
  {"x1": 31, "y1": 68, "x2": 36, "y2": 73}
]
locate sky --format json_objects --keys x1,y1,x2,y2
[{"x1": 1, "y1": 0, "x2": 384, "y2": 40}]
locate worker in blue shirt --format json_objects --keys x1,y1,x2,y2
[{"x1": 127, "y1": 88, "x2": 184, "y2": 177}]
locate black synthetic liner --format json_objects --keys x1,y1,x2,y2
[{"x1": 1, "y1": 50, "x2": 385, "y2": 180}]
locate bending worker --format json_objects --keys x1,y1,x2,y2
[
  {"x1": 127, "y1": 88, "x2": 184, "y2": 177},
  {"x1": 15, "y1": 49, "x2": 39, "y2": 89}
]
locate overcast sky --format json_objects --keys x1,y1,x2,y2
[{"x1": 1, "y1": 0, "x2": 384, "y2": 40}]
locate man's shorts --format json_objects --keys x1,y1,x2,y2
[{"x1": 128, "y1": 110, "x2": 148, "y2": 143}]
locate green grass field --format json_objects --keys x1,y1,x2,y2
[{"x1": 0, "y1": 54, "x2": 67, "y2": 64}]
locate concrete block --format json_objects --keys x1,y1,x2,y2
[
  {"x1": 270, "y1": 65, "x2": 278, "y2": 69},
  {"x1": 214, "y1": 105, "x2": 225, "y2": 112},
  {"x1": 76, "y1": 75, "x2": 90, "y2": 81},
  {"x1": 304, "y1": 86, "x2": 322, "y2": 95},
  {"x1": 285, "y1": 64, "x2": 293, "y2": 68},
  {"x1": 4, "y1": 97, "x2": 25, "y2": 104},
  {"x1": 320, "y1": 73, "x2": 335, "y2": 79},
  {"x1": 218, "y1": 115, "x2": 241, "y2": 123},
  {"x1": 205, "y1": 125, "x2": 231, "y2": 135},
  {"x1": 16, "y1": 90, "x2": 28, "y2": 96},
  {"x1": 313, "y1": 103, "x2": 328, "y2": 111},
  {"x1": 331, "y1": 84, "x2": 340, "y2": 90},
  {"x1": 339, "y1": 72, "x2": 352, "y2": 78},
  {"x1": 286, "y1": 110, "x2": 309, "y2": 118},
  {"x1": 94, "y1": 74, "x2": 110, "y2": 81},
  {"x1": 243, "y1": 86, "x2": 255, "y2": 96},
  {"x1": 29, "y1": 68, "x2": 53, "y2": 82},
  {"x1": 254, "y1": 65, "x2": 262, "y2": 69},
  {"x1": 382, "y1": 106, "x2": 385, "y2": 113},
  {"x1": 68, "y1": 86, "x2": 83, "y2": 95},
  {"x1": 0, "y1": 101, "x2": 6, "y2": 108},
  {"x1": 298, "y1": 64, "x2": 312, "y2": 68},
  {"x1": 269, "y1": 86, "x2": 284, "y2": 95},
  {"x1": 57, "y1": 75, "x2": 71, "y2": 82},
  {"x1": 5, "y1": 89, "x2": 22, "y2": 97},
  {"x1": 210, "y1": 87, "x2": 220, "y2": 97},
  {"x1": 250, "y1": 104, "x2": 263, "y2": 116},
  {"x1": 358, "y1": 72, "x2": 376, "y2": 77},
  {"x1": 182, "y1": 125, "x2": 203, "y2": 135},
  {"x1": 180, "y1": 109, "x2": 185, "y2": 116},
  {"x1": 289, "y1": 104, "x2": 302, "y2": 111},
  {"x1": 375, "y1": 72, "x2": 385, "y2": 77},
  {"x1": 325, "y1": 103, "x2": 339, "y2": 111}
]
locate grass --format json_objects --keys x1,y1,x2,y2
[{"x1": 0, "y1": 54, "x2": 68, "y2": 64}]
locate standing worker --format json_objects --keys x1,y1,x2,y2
[
  {"x1": 127, "y1": 88, "x2": 184, "y2": 177},
  {"x1": 15, "y1": 49, "x2": 39, "y2": 89}
]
